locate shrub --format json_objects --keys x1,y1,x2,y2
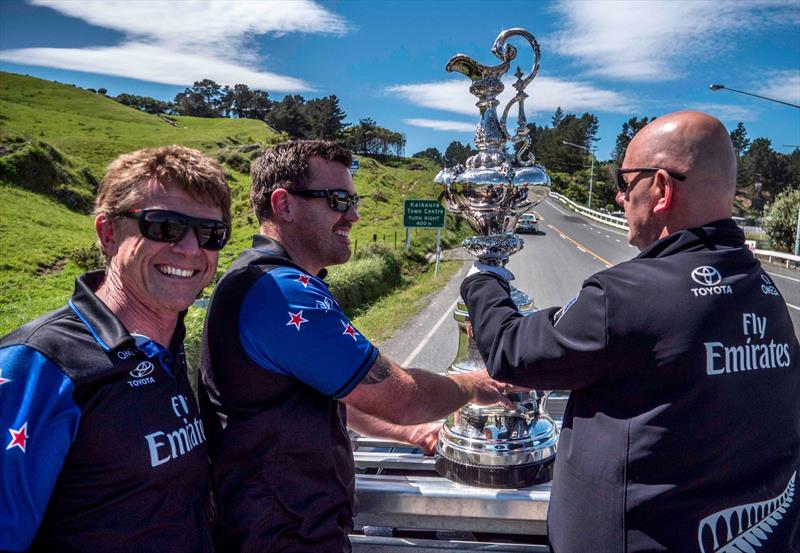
[
  {"x1": 328, "y1": 246, "x2": 403, "y2": 314},
  {"x1": 765, "y1": 188, "x2": 800, "y2": 253},
  {"x1": 71, "y1": 244, "x2": 106, "y2": 271}
]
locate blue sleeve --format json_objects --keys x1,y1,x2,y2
[
  {"x1": 239, "y1": 268, "x2": 378, "y2": 398},
  {"x1": 0, "y1": 345, "x2": 81, "y2": 551}
]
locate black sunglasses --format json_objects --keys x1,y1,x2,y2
[
  {"x1": 121, "y1": 209, "x2": 230, "y2": 251},
  {"x1": 615, "y1": 167, "x2": 686, "y2": 193},
  {"x1": 288, "y1": 189, "x2": 360, "y2": 213}
]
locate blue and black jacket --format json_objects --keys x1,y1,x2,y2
[{"x1": 0, "y1": 271, "x2": 213, "y2": 552}]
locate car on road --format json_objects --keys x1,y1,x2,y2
[{"x1": 515, "y1": 212, "x2": 539, "y2": 234}]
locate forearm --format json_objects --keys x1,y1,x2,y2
[
  {"x1": 461, "y1": 272, "x2": 610, "y2": 389},
  {"x1": 347, "y1": 405, "x2": 440, "y2": 451}
]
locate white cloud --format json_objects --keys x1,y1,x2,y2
[
  {"x1": 388, "y1": 76, "x2": 634, "y2": 117},
  {"x1": 0, "y1": 43, "x2": 311, "y2": 91},
  {"x1": 551, "y1": 0, "x2": 800, "y2": 81},
  {"x1": 756, "y1": 70, "x2": 800, "y2": 107},
  {"x1": 0, "y1": 0, "x2": 349, "y2": 90},
  {"x1": 687, "y1": 103, "x2": 756, "y2": 122},
  {"x1": 404, "y1": 118, "x2": 475, "y2": 132}
]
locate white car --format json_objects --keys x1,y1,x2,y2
[{"x1": 515, "y1": 212, "x2": 539, "y2": 234}]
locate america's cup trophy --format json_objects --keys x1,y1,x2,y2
[{"x1": 434, "y1": 28, "x2": 558, "y2": 488}]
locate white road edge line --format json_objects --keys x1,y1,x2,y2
[
  {"x1": 402, "y1": 297, "x2": 460, "y2": 368},
  {"x1": 545, "y1": 199, "x2": 571, "y2": 217},
  {"x1": 767, "y1": 271, "x2": 800, "y2": 284},
  {"x1": 786, "y1": 303, "x2": 799, "y2": 312}
]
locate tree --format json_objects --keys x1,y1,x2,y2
[
  {"x1": 266, "y1": 95, "x2": 309, "y2": 138},
  {"x1": 230, "y1": 84, "x2": 272, "y2": 120},
  {"x1": 444, "y1": 141, "x2": 476, "y2": 165},
  {"x1": 730, "y1": 122, "x2": 750, "y2": 157},
  {"x1": 345, "y1": 118, "x2": 405, "y2": 157},
  {"x1": 97, "y1": 88, "x2": 108, "y2": 96},
  {"x1": 114, "y1": 93, "x2": 172, "y2": 114},
  {"x1": 412, "y1": 147, "x2": 443, "y2": 165},
  {"x1": 765, "y1": 188, "x2": 800, "y2": 253},
  {"x1": 612, "y1": 116, "x2": 654, "y2": 163},
  {"x1": 173, "y1": 79, "x2": 230, "y2": 117},
  {"x1": 738, "y1": 138, "x2": 792, "y2": 203},
  {"x1": 304, "y1": 95, "x2": 347, "y2": 140}
]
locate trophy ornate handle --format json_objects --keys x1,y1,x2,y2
[{"x1": 494, "y1": 29, "x2": 541, "y2": 167}]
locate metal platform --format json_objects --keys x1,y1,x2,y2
[{"x1": 350, "y1": 393, "x2": 568, "y2": 551}]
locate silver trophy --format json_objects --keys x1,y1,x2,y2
[{"x1": 434, "y1": 28, "x2": 558, "y2": 488}]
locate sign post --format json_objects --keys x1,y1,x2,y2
[{"x1": 403, "y1": 199, "x2": 446, "y2": 275}]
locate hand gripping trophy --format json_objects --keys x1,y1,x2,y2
[{"x1": 434, "y1": 28, "x2": 558, "y2": 488}]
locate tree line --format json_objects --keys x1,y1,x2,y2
[{"x1": 111, "y1": 79, "x2": 405, "y2": 156}]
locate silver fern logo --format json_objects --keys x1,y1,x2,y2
[{"x1": 697, "y1": 470, "x2": 796, "y2": 553}]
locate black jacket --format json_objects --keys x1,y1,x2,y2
[{"x1": 462, "y1": 220, "x2": 800, "y2": 553}]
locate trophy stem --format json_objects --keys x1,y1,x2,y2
[{"x1": 435, "y1": 287, "x2": 558, "y2": 488}]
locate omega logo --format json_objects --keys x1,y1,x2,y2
[
  {"x1": 117, "y1": 349, "x2": 135, "y2": 360},
  {"x1": 691, "y1": 266, "x2": 722, "y2": 286},
  {"x1": 130, "y1": 361, "x2": 155, "y2": 378}
]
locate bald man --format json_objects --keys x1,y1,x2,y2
[{"x1": 462, "y1": 112, "x2": 799, "y2": 552}]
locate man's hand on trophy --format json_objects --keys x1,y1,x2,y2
[
  {"x1": 453, "y1": 370, "x2": 517, "y2": 409},
  {"x1": 467, "y1": 261, "x2": 515, "y2": 281},
  {"x1": 407, "y1": 422, "x2": 443, "y2": 455}
]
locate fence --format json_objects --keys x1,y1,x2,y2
[{"x1": 547, "y1": 192, "x2": 799, "y2": 269}]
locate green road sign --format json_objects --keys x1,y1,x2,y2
[{"x1": 403, "y1": 199, "x2": 445, "y2": 228}]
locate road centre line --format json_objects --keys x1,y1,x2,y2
[
  {"x1": 402, "y1": 297, "x2": 460, "y2": 368},
  {"x1": 547, "y1": 223, "x2": 613, "y2": 268}
]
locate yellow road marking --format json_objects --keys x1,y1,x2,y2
[{"x1": 547, "y1": 223, "x2": 613, "y2": 268}]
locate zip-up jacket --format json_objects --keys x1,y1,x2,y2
[{"x1": 461, "y1": 220, "x2": 799, "y2": 553}]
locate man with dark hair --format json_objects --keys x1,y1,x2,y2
[
  {"x1": 462, "y1": 112, "x2": 799, "y2": 552},
  {"x1": 199, "y1": 139, "x2": 512, "y2": 552},
  {"x1": 0, "y1": 145, "x2": 231, "y2": 552}
]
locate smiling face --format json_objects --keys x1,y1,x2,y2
[
  {"x1": 288, "y1": 157, "x2": 359, "y2": 274},
  {"x1": 102, "y1": 179, "x2": 222, "y2": 317}
]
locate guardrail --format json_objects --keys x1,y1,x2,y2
[
  {"x1": 546, "y1": 192, "x2": 799, "y2": 270},
  {"x1": 754, "y1": 249, "x2": 800, "y2": 269},
  {"x1": 548, "y1": 191, "x2": 628, "y2": 230}
]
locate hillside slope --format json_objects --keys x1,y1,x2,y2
[{"x1": 0, "y1": 73, "x2": 459, "y2": 333}]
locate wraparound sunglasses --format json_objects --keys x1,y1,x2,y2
[{"x1": 121, "y1": 209, "x2": 230, "y2": 251}]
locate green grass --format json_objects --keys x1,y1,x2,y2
[
  {"x1": 351, "y1": 259, "x2": 463, "y2": 343},
  {"x1": 0, "y1": 72, "x2": 471, "y2": 336}
]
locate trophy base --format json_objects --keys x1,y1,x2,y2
[{"x1": 434, "y1": 453, "x2": 554, "y2": 488}]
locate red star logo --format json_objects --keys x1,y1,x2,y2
[
  {"x1": 286, "y1": 310, "x2": 308, "y2": 331},
  {"x1": 296, "y1": 274, "x2": 311, "y2": 287},
  {"x1": 0, "y1": 368, "x2": 10, "y2": 386},
  {"x1": 7, "y1": 422, "x2": 28, "y2": 453},
  {"x1": 341, "y1": 321, "x2": 358, "y2": 341}
]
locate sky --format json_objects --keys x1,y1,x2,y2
[{"x1": 1, "y1": 0, "x2": 799, "y2": 161}]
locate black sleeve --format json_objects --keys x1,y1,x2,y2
[{"x1": 460, "y1": 272, "x2": 610, "y2": 390}]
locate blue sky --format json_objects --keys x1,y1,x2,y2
[{"x1": 1, "y1": 0, "x2": 799, "y2": 161}]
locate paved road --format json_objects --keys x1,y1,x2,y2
[{"x1": 379, "y1": 200, "x2": 800, "y2": 371}]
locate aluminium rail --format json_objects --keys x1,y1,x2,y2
[{"x1": 350, "y1": 393, "x2": 569, "y2": 552}]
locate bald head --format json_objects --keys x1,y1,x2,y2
[{"x1": 624, "y1": 111, "x2": 736, "y2": 227}]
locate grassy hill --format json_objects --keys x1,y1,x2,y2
[{"x1": 0, "y1": 72, "x2": 464, "y2": 335}]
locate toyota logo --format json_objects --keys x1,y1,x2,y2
[
  {"x1": 691, "y1": 266, "x2": 722, "y2": 286},
  {"x1": 129, "y1": 361, "x2": 154, "y2": 378}
]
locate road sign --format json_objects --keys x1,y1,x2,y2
[
  {"x1": 350, "y1": 159, "x2": 360, "y2": 176},
  {"x1": 403, "y1": 199, "x2": 445, "y2": 228}
]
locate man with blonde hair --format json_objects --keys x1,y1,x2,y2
[
  {"x1": 463, "y1": 112, "x2": 799, "y2": 552},
  {"x1": 0, "y1": 145, "x2": 231, "y2": 552}
]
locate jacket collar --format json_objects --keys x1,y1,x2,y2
[
  {"x1": 68, "y1": 270, "x2": 186, "y2": 355},
  {"x1": 251, "y1": 234, "x2": 328, "y2": 280},
  {"x1": 637, "y1": 219, "x2": 745, "y2": 260}
]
